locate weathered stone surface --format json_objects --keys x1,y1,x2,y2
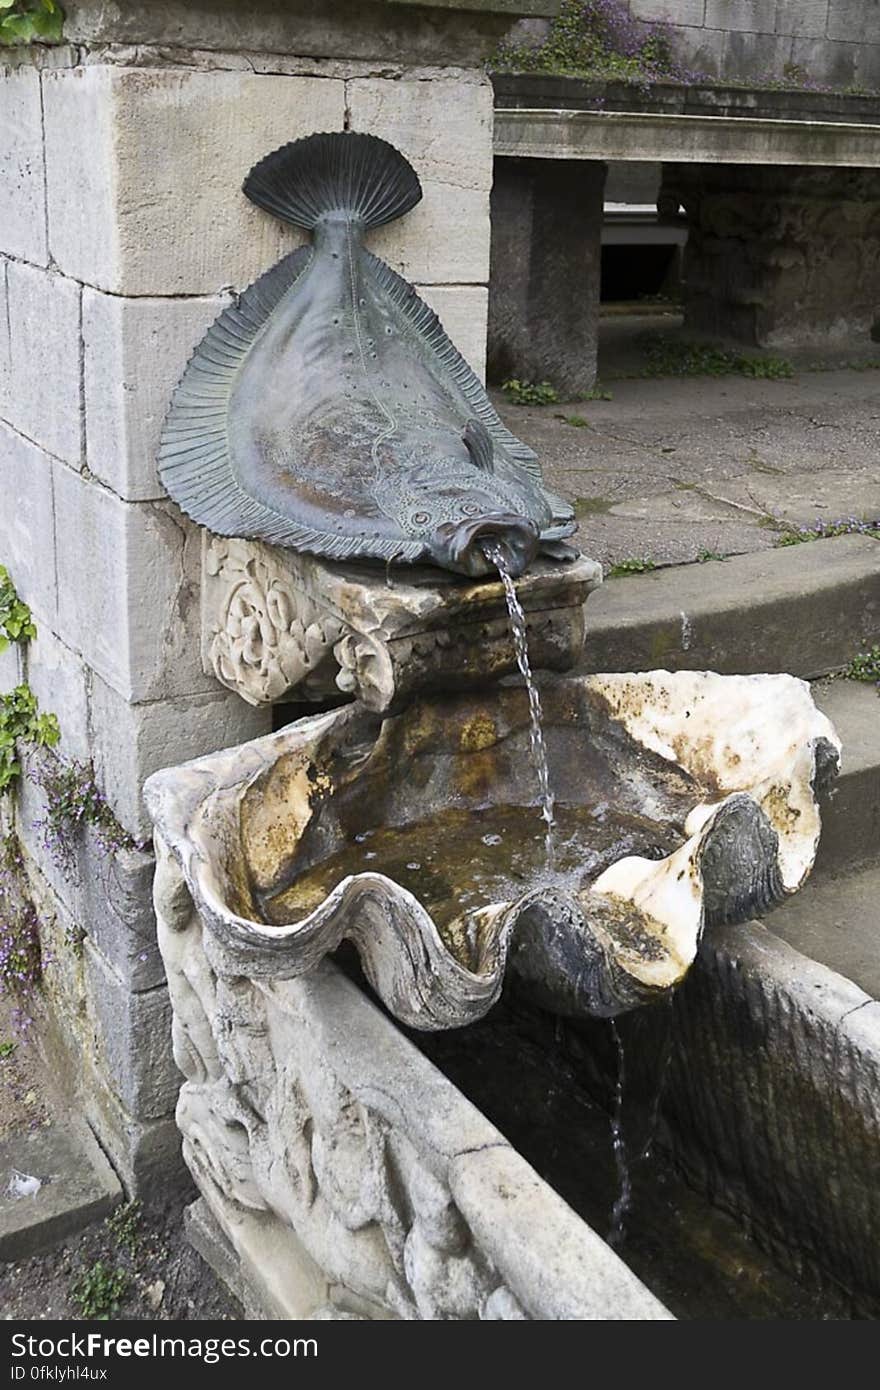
[
  {"x1": 828, "y1": 0, "x2": 880, "y2": 45},
  {"x1": 767, "y1": 860, "x2": 880, "y2": 1002},
  {"x1": 812, "y1": 680, "x2": 880, "y2": 878},
  {"x1": 705, "y1": 0, "x2": 777, "y2": 34},
  {"x1": 348, "y1": 76, "x2": 492, "y2": 284},
  {"x1": 722, "y1": 29, "x2": 793, "y2": 79},
  {"x1": 61, "y1": 0, "x2": 548, "y2": 63},
  {"x1": 0, "y1": 261, "x2": 9, "y2": 422},
  {"x1": 43, "y1": 65, "x2": 345, "y2": 295},
  {"x1": 0, "y1": 423, "x2": 57, "y2": 626},
  {"x1": 0, "y1": 66, "x2": 47, "y2": 266},
  {"x1": 85, "y1": 942, "x2": 179, "y2": 1121},
  {"x1": 201, "y1": 535, "x2": 600, "y2": 712},
  {"x1": 25, "y1": 625, "x2": 90, "y2": 764},
  {"x1": 90, "y1": 670, "x2": 269, "y2": 841},
  {"x1": 83, "y1": 290, "x2": 228, "y2": 501},
  {"x1": 0, "y1": 1124, "x2": 120, "y2": 1261},
  {"x1": 774, "y1": 0, "x2": 828, "y2": 38},
  {"x1": 76, "y1": 828, "x2": 165, "y2": 993},
  {"x1": 53, "y1": 469, "x2": 225, "y2": 703},
  {"x1": 488, "y1": 157, "x2": 606, "y2": 395},
  {"x1": 81, "y1": 1072, "x2": 188, "y2": 1201},
  {"x1": 415, "y1": 284, "x2": 488, "y2": 379},
  {"x1": 4, "y1": 261, "x2": 81, "y2": 466},
  {"x1": 631, "y1": 0, "x2": 704, "y2": 23},
  {"x1": 675, "y1": 163, "x2": 880, "y2": 348}
]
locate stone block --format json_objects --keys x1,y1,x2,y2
[
  {"x1": 77, "y1": 827, "x2": 165, "y2": 993},
  {"x1": 44, "y1": 65, "x2": 345, "y2": 295},
  {"x1": 348, "y1": 77, "x2": 493, "y2": 283},
  {"x1": 84, "y1": 940, "x2": 179, "y2": 1120},
  {"x1": 0, "y1": 66, "x2": 48, "y2": 266},
  {"x1": 25, "y1": 624, "x2": 90, "y2": 764},
  {"x1": 83, "y1": 290, "x2": 228, "y2": 502},
  {"x1": 53, "y1": 469, "x2": 222, "y2": 703},
  {"x1": 81, "y1": 1067, "x2": 189, "y2": 1202},
  {"x1": 0, "y1": 423, "x2": 57, "y2": 626},
  {"x1": 774, "y1": 0, "x2": 828, "y2": 38},
  {"x1": 414, "y1": 285, "x2": 488, "y2": 380},
  {"x1": 705, "y1": 0, "x2": 777, "y2": 33},
  {"x1": 5, "y1": 261, "x2": 82, "y2": 467},
  {"x1": 722, "y1": 29, "x2": 793, "y2": 79},
  {"x1": 630, "y1": 0, "x2": 705, "y2": 23},
  {"x1": 855, "y1": 42, "x2": 880, "y2": 91},
  {"x1": 789, "y1": 36, "x2": 859, "y2": 87},
  {"x1": 828, "y1": 0, "x2": 880, "y2": 45},
  {"x1": 89, "y1": 670, "x2": 270, "y2": 842},
  {"x1": 0, "y1": 260, "x2": 9, "y2": 422}
]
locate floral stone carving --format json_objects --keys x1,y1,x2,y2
[{"x1": 202, "y1": 535, "x2": 602, "y2": 712}]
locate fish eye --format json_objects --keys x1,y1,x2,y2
[
  {"x1": 412, "y1": 510, "x2": 431, "y2": 526},
  {"x1": 461, "y1": 501, "x2": 481, "y2": 517}
]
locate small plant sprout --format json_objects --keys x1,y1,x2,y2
[{"x1": 501, "y1": 379, "x2": 560, "y2": 407}]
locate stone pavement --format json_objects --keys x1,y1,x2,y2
[{"x1": 495, "y1": 350, "x2": 880, "y2": 569}]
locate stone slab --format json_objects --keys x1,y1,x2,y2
[
  {"x1": 0, "y1": 66, "x2": 48, "y2": 266},
  {"x1": 0, "y1": 1123, "x2": 120, "y2": 1261},
  {"x1": 493, "y1": 108, "x2": 880, "y2": 167},
  {"x1": 44, "y1": 66, "x2": 345, "y2": 295},
  {"x1": 61, "y1": 0, "x2": 548, "y2": 62},
  {"x1": 705, "y1": 0, "x2": 777, "y2": 34},
  {"x1": 579, "y1": 534, "x2": 880, "y2": 680},
  {"x1": 83, "y1": 290, "x2": 228, "y2": 501},
  {"x1": 24, "y1": 625, "x2": 91, "y2": 764}
]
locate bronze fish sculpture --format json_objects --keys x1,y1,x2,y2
[{"x1": 159, "y1": 131, "x2": 577, "y2": 578}]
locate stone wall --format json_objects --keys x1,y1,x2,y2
[
  {"x1": 629, "y1": 0, "x2": 880, "y2": 90},
  {"x1": 0, "y1": 1, "x2": 505, "y2": 1193}
]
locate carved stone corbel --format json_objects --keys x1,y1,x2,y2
[{"x1": 202, "y1": 533, "x2": 602, "y2": 712}]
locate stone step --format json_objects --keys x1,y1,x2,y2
[
  {"x1": 764, "y1": 858, "x2": 880, "y2": 1003},
  {"x1": 812, "y1": 679, "x2": 880, "y2": 877},
  {"x1": 580, "y1": 534, "x2": 880, "y2": 681},
  {"x1": 0, "y1": 1122, "x2": 121, "y2": 1261}
]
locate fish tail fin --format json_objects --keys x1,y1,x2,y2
[{"x1": 243, "y1": 131, "x2": 422, "y2": 231}]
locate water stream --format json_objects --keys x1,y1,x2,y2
[{"x1": 484, "y1": 545, "x2": 556, "y2": 871}]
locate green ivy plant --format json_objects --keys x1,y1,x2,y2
[
  {"x1": 0, "y1": 565, "x2": 37, "y2": 653},
  {"x1": 0, "y1": 0, "x2": 63, "y2": 45},
  {"x1": 0, "y1": 685, "x2": 60, "y2": 793}
]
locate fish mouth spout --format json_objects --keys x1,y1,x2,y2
[{"x1": 429, "y1": 513, "x2": 539, "y2": 578}]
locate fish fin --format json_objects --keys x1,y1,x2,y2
[
  {"x1": 243, "y1": 131, "x2": 422, "y2": 232},
  {"x1": 367, "y1": 252, "x2": 543, "y2": 482},
  {"x1": 540, "y1": 538, "x2": 580, "y2": 562},
  {"x1": 462, "y1": 419, "x2": 494, "y2": 473}
]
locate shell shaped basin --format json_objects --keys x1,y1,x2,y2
[{"x1": 145, "y1": 671, "x2": 839, "y2": 1028}]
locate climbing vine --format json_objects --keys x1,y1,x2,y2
[
  {"x1": 32, "y1": 754, "x2": 135, "y2": 880},
  {"x1": 0, "y1": 565, "x2": 37, "y2": 652},
  {"x1": 491, "y1": 0, "x2": 695, "y2": 86},
  {"x1": 0, "y1": 0, "x2": 63, "y2": 45}
]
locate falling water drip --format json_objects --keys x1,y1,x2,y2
[
  {"x1": 636, "y1": 992, "x2": 675, "y2": 1164},
  {"x1": 483, "y1": 544, "x2": 555, "y2": 870},
  {"x1": 607, "y1": 1019, "x2": 632, "y2": 1248}
]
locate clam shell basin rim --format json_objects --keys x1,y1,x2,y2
[
  {"x1": 144, "y1": 671, "x2": 839, "y2": 1030},
  {"x1": 158, "y1": 131, "x2": 576, "y2": 579}
]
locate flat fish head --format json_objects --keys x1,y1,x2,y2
[{"x1": 375, "y1": 455, "x2": 543, "y2": 578}]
